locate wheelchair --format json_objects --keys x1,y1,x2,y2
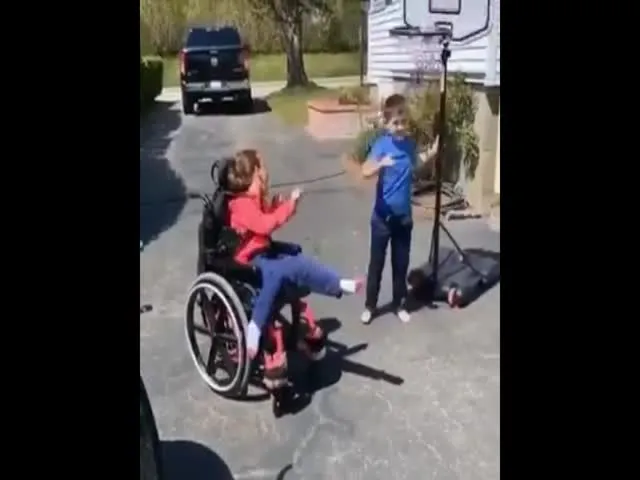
[{"x1": 184, "y1": 158, "x2": 326, "y2": 417}]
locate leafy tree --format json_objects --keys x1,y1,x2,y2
[
  {"x1": 140, "y1": 0, "x2": 185, "y2": 55},
  {"x1": 247, "y1": 0, "x2": 331, "y2": 87}
]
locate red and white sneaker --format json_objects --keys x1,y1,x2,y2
[
  {"x1": 297, "y1": 325, "x2": 326, "y2": 361},
  {"x1": 263, "y1": 324, "x2": 288, "y2": 389},
  {"x1": 298, "y1": 301, "x2": 326, "y2": 361}
]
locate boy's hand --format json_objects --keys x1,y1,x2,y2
[
  {"x1": 290, "y1": 187, "x2": 303, "y2": 202},
  {"x1": 379, "y1": 155, "x2": 395, "y2": 167},
  {"x1": 419, "y1": 151, "x2": 431, "y2": 163},
  {"x1": 420, "y1": 136, "x2": 441, "y2": 163}
]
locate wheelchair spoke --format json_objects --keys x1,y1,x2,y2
[
  {"x1": 218, "y1": 343, "x2": 237, "y2": 375},
  {"x1": 194, "y1": 324, "x2": 212, "y2": 337},
  {"x1": 212, "y1": 332, "x2": 237, "y2": 344},
  {"x1": 205, "y1": 341, "x2": 218, "y2": 375},
  {"x1": 205, "y1": 336, "x2": 237, "y2": 380},
  {"x1": 199, "y1": 292, "x2": 220, "y2": 330}
]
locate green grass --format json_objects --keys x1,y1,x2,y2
[
  {"x1": 266, "y1": 84, "x2": 341, "y2": 126},
  {"x1": 162, "y1": 51, "x2": 359, "y2": 87},
  {"x1": 266, "y1": 84, "x2": 372, "y2": 127}
]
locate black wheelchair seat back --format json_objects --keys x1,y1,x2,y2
[{"x1": 197, "y1": 157, "x2": 243, "y2": 274}]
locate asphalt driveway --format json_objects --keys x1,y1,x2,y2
[{"x1": 140, "y1": 99, "x2": 500, "y2": 480}]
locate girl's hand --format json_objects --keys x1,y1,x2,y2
[
  {"x1": 379, "y1": 155, "x2": 395, "y2": 167},
  {"x1": 290, "y1": 187, "x2": 303, "y2": 202}
]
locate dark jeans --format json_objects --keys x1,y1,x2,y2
[
  {"x1": 365, "y1": 211, "x2": 413, "y2": 310},
  {"x1": 251, "y1": 253, "x2": 343, "y2": 331}
]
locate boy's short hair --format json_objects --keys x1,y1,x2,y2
[
  {"x1": 382, "y1": 94, "x2": 407, "y2": 122},
  {"x1": 227, "y1": 149, "x2": 261, "y2": 193}
]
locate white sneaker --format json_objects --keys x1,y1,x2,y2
[
  {"x1": 396, "y1": 308, "x2": 411, "y2": 323},
  {"x1": 360, "y1": 309, "x2": 373, "y2": 324}
]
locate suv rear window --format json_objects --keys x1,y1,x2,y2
[{"x1": 186, "y1": 27, "x2": 241, "y2": 48}]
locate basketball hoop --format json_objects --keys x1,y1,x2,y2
[
  {"x1": 396, "y1": 34, "x2": 442, "y2": 85},
  {"x1": 389, "y1": 23, "x2": 496, "y2": 306}
]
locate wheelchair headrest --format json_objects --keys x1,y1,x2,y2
[
  {"x1": 201, "y1": 157, "x2": 233, "y2": 227},
  {"x1": 210, "y1": 157, "x2": 233, "y2": 192}
]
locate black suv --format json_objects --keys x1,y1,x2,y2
[{"x1": 179, "y1": 26, "x2": 252, "y2": 114}]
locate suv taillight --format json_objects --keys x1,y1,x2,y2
[
  {"x1": 179, "y1": 50, "x2": 186, "y2": 75},
  {"x1": 239, "y1": 50, "x2": 249, "y2": 71}
]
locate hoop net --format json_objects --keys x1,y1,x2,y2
[{"x1": 397, "y1": 35, "x2": 442, "y2": 87}]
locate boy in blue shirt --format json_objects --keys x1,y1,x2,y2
[{"x1": 360, "y1": 94, "x2": 439, "y2": 324}]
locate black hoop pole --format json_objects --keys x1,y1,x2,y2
[{"x1": 428, "y1": 40, "x2": 451, "y2": 289}]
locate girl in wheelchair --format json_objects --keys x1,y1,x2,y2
[{"x1": 226, "y1": 149, "x2": 363, "y2": 383}]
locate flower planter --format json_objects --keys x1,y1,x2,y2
[{"x1": 306, "y1": 98, "x2": 375, "y2": 140}]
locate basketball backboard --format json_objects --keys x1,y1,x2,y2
[{"x1": 403, "y1": 0, "x2": 492, "y2": 44}]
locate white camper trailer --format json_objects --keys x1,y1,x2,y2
[
  {"x1": 366, "y1": 0, "x2": 500, "y2": 101},
  {"x1": 365, "y1": 0, "x2": 501, "y2": 207}
]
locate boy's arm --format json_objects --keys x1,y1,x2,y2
[{"x1": 232, "y1": 197, "x2": 296, "y2": 236}]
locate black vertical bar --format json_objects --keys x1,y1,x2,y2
[
  {"x1": 430, "y1": 41, "x2": 451, "y2": 291},
  {"x1": 359, "y1": 4, "x2": 366, "y2": 86}
]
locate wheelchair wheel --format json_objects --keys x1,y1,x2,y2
[{"x1": 185, "y1": 272, "x2": 251, "y2": 396}]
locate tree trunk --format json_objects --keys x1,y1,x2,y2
[{"x1": 281, "y1": 15, "x2": 309, "y2": 88}]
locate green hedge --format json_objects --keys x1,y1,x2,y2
[{"x1": 140, "y1": 56, "x2": 164, "y2": 112}]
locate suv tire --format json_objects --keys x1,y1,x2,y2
[{"x1": 181, "y1": 90, "x2": 196, "y2": 115}]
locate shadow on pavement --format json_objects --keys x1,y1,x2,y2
[
  {"x1": 234, "y1": 318, "x2": 404, "y2": 417},
  {"x1": 140, "y1": 100, "x2": 187, "y2": 246},
  {"x1": 310, "y1": 317, "x2": 405, "y2": 390},
  {"x1": 195, "y1": 98, "x2": 271, "y2": 117},
  {"x1": 162, "y1": 440, "x2": 234, "y2": 480},
  {"x1": 277, "y1": 318, "x2": 404, "y2": 416}
]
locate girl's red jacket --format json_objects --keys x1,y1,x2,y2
[{"x1": 227, "y1": 193, "x2": 296, "y2": 263}]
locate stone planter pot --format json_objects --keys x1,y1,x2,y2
[{"x1": 306, "y1": 98, "x2": 375, "y2": 140}]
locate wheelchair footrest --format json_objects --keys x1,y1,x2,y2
[{"x1": 296, "y1": 322, "x2": 326, "y2": 355}]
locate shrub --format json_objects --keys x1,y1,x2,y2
[
  {"x1": 408, "y1": 74, "x2": 479, "y2": 183},
  {"x1": 337, "y1": 85, "x2": 370, "y2": 106},
  {"x1": 349, "y1": 74, "x2": 479, "y2": 184},
  {"x1": 140, "y1": 56, "x2": 164, "y2": 112}
]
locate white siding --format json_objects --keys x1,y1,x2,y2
[
  {"x1": 493, "y1": 0, "x2": 500, "y2": 85},
  {"x1": 367, "y1": 0, "x2": 500, "y2": 86},
  {"x1": 494, "y1": 111, "x2": 500, "y2": 194},
  {"x1": 367, "y1": 1, "x2": 411, "y2": 83}
]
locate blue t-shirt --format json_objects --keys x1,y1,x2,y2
[{"x1": 369, "y1": 132, "x2": 416, "y2": 217}]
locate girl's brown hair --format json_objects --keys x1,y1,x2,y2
[{"x1": 227, "y1": 149, "x2": 262, "y2": 193}]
